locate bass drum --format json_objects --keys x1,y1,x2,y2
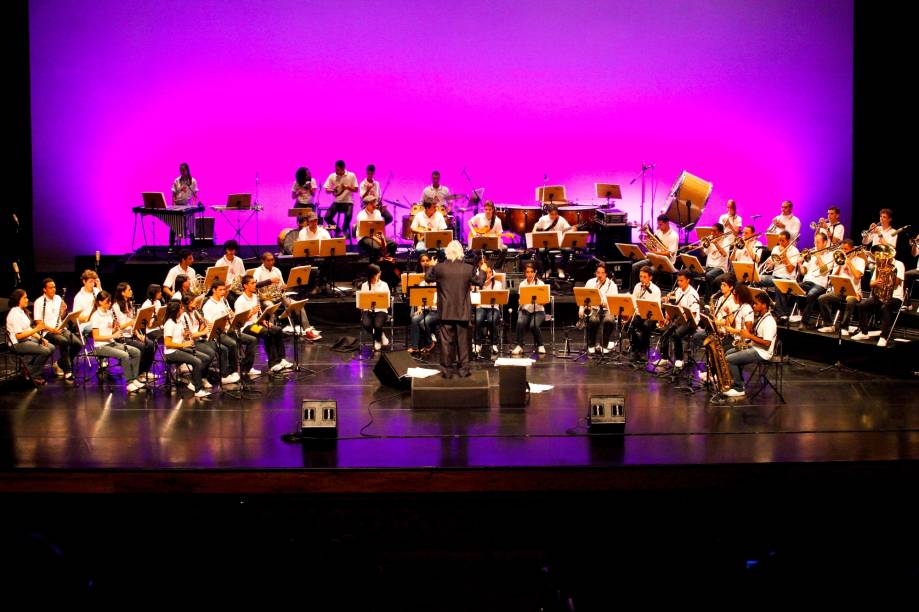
[
  {"x1": 277, "y1": 227, "x2": 299, "y2": 255},
  {"x1": 665, "y1": 170, "x2": 713, "y2": 226},
  {"x1": 558, "y1": 205, "x2": 599, "y2": 228},
  {"x1": 402, "y1": 215, "x2": 415, "y2": 241},
  {"x1": 496, "y1": 204, "x2": 541, "y2": 236}
]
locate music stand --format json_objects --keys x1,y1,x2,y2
[
  {"x1": 594, "y1": 183, "x2": 622, "y2": 205},
  {"x1": 771, "y1": 279, "x2": 810, "y2": 369},
  {"x1": 471, "y1": 235, "x2": 500, "y2": 251},
  {"x1": 561, "y1": 231, "x2": 589, "y2": 250},
  {"x1": 253, "y1": 303, "x2": 280, "y2": 329},
  {"x1": 142, "y1": 192, "x2": 168, "y2": 209},
  {"x1": 133, "y1": 306, "x2": 155, "y2": 337},
  {"x1": 519, "y1": 284, "x2": 550, "y2": 307},
  {"x1": 663, "y1": 303, "x2": 688, "y2": 326},
  {"x1": 647, "y1": 253, "x2": 677, "y2": 275},
  {"x1": 319, "y1": 238, "x2": 347, "y2": 296},
  {"x1": 203, "y1": 266, "x2": 228, "y2": 293},
  {"x1": 818, "y1": 275, "x2": 863, "y2": 373},
  {"x1": 605, "y1": 294, "x2": 637, "y2": 365},
  {"x1": 476, "y1": 289, "x2": 509, "y2": 356},
  {"x1": 536, "y1": 185, "x2": 567, "y2": 206},
  {"x1": 528, "y1": 231, "x2": 560, "y2": 250},
  {"x1": 732, "y1": 262, "x2": 759, "y2": 285},
  {"x1": 154, "y1": 306, "x2": 169, "y2": 329},
  {"x1": 765, "y1": 233, "x2": 782, "y2": 250},
  {"x1": 357, "y1": 219, "x2": 386, "y2": 239},
  {"x1": 422, "y1": 230, "x2": 452, "y2": 251},
  {"x1": 207, "y1": 314, "x2": 230, "y2": 341},
  {"x1": 616, "y1": 243, "x2": 645, "y2": 262},
  {"x1": 292, "y1": 240, "x2": 319, "y2": 259},
  {"x1": 288, "y1": 207, "x2": 315, "y2": 217},
  {"x1": 636, "y1": 299, "x2": 665, "y2": 326},
  {"x1": 408, "y1": 286, "x2": 437, "y2": 308},
  {"x1": 694, "y1": 226, "x2": 715, "y2": 240},
  {"x1": 679, "y1": 254, "x2": 705, "y2": 275},
  {"x1": 287, "y1": 266, "x2": 312, "y2": 292},
  {"x1": 401, "y1": 273, "x2": 426, "y2": 295},
  {"x1": 568, "y1": 287, "x2": 603, "y2": 360},
  {"x1": 278, "y1": 299, "x2": 315, "y2": 377}
]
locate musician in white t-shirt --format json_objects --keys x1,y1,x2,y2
[
  {"x1": 292, "y1": 166, "x2": 317, "y2": 212},
  {"x1": 235, "y1": 275, "x2": 291, "y2": 373},
  {"x1": 359, "y1": 264, "x2": 391, "y2": 351},
  {"x1": 861, "y1": 208, "x2": 898, "y2": 249},
  {"x1": 702, "y1": 222, "x2": 731, "y2": 296},
  {"x1": 723, "y1": 293, "x2": 777, "y2": 397},
  {"x1": 581, "y1": 262, "x2": 619, "y2": 354},
  {"x1": 162, "y1": 300, "x2": 210, "y2": 398},
  {"x1": 630, "y1": 214, "x2": 679, "y2": 285},
  {"x1": 816, "y1": 206, "x2": 845, "y2": 246},
  {"x1": 355, "y1": 200, "x2": 396, "y2": 263},
  {"x1": 215, "y1": 240, "x2": 246, "y2": 287},
  {"x1": 89, "y1": 290, "x2": 143, "y2": 393},
  {"x1": 163, "y1": 249, "x2": 196, "y2": 299},
  {"x1": 758, "y1": 231, "x2": 799, "y2": 317},
  {"x1": 790, "y1": 231, "x2": 832, "y2": 327},
  {"x1": 768, "y1": 200, "x2": 801, "y2": 241},
  {"x1": 818, "y1": 239, "x2": 865, "y2": 335},
  {"x1": 655, "y1": 270, "x2": 700, "y2": 369},
  {"x1": 202, "y1": 279, "x2": 252, "y2": 379},
  {"x1": 323, "y1": 160, "x2": 358, "y2": 239},
  {"x1": 852, "y1": 258, "x2": 906, "y2": 347},
  {"x1": 472, "y1": 255, "x2": 503, "y2": 356},
  {"x1": 73, "y1": 269, "x2": 102, "y2": 334},
  {"x1": 33, "y1": 277, "x2": 80, "y2": 378},
  {"x1": 719, "y1": 199, "x2": 742, "y2": 235},
  {"x1": 253, "y1": 252, "x2": 321, "y2": 341},
  {"x1": 360, "y1": 164, "x2": 393, "y2": 226},
  {"x1": 172, "y1": 162, "x2": 198, "y2": 206},
  {"x1": 512, "y1": 262, "x2": 548, "y2": 356},
  {"x1": 629, "y1": 266, "x2": 662, "y2": 362},
  {"x1": 533, "y1": 204, "x2": 574, "y2": 279},
  {"x1": 421, "y1": 170, "x2": 450, "y2": 211},
  {"x1": 6, "y1": 289, "x2": 54, "y2": 384},
  {"x1": 408, "y1": 254, "x2": 439, "y2": 354},
  {"x1": 411, "y1": 199, "x2": 448, "y2": 257}
]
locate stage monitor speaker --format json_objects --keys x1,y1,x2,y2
[
  {"x1": 373, "y1": 351, "x2": 415, "y2": 390},
  {"x1": 592, "y1": 224, "x2": 632, "y2": 259},
  {"x1": 412, "y1": 370, "x2": 490, "y2": 408},
  {"x1": 498, "y1": 365, "x2": 529, "y2": 406},
  {"x1": 301, "y1": 399, "x2": 338, "y2": 438},
  {"x1": 590, "y1": 259, "x2": 631, "y2": 292},
  {"x1": 588, "y1": 393, "x2": 626, "y2": 433},
  {"x1": 192, "y1": 217, "x2": 215, "y2": 247}
]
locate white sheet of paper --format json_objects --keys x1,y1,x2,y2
[
  {"x1": 405, "y1": 367, "x2": 440, "y2": 379},
  {"x1": 494, "y1": 358, "x2": 535, "y2": 367},
  {"x1": 528, "y1": 383, "x2": 554, "y2": 393}
]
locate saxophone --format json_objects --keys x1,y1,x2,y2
[
  {"x1": 703, "y1": 332, "x2": 734, "y2": 392},
  {"x1": 871, "y1": 250, "x2": 897, "y2": 304}
]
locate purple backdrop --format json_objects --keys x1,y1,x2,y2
[{"x1": 30, "y1": 0, "x2": 852, "y2": 269}]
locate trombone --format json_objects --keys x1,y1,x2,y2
[{"x1": 678, "y1": 231, "x2": 730, "y2": 253}]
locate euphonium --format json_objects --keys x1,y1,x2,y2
[{"x1": 870, "y1": 244, "x2": 897, "y2": 303}]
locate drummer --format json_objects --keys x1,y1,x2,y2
[
  {"x1": 421, "y1": 170, "x2": 450, "y2": 210},
  {"x1": 532, "y1": 204, "x2": 574, "y2": 279},
  {"x1": 411, "y1": 198, "x2": 448, "y2": 260}
]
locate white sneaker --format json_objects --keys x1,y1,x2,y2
[
  {"x1": 280, "y1": 359, "x2": 293, "y2": 369},
  {"x1": 202, "y1": 379, "x2": 213, "y2": 389},
  {"x1": 789, "y1": 315, "x2": 802, "y2": 323},
  {"x1": 537, "y1": 346, "x2": 546, "y2": 354},
  {"x1": 840, "y1": 329, "x2": 850, "y2": 337},
  {"x1": 381, "y1": 333, "x2": 390, "y2": 347},
  {"x1": 374, "y1": 340, "x2": 382, "y2": 351},
  {"x1": 698, "y1": 372, "x2": 708, "y2": 383},
  {"x1": 194, "y1": 389, "x2": 210, "y2": 398},
  {"x1": 221, "y1": 374, "x2": 238, "y2": 385},
  {"x1": 877, "y1": 338, "x2": 888, "y2": 347},
  {"x1": 602, "y1": 346, "x2": 612, "y2": 354},
  {"x1": 187, "y1": 382, "x2": 197, "y2": 392},
  {"x1": 674, "y1": 360, "x2": 684, "y2": 369},
  {"x1": 512, "y1": 345, "x2": 523, "y2": 356},
  {"x1": 473, "y1": 344, "x2": 481, "y2": 353},
  {"x1": 431, "y1": 334, "x2": 437, "y2": 343},
  {"x1": 270, "y1": 363, "x2": 286, "y2": 373},
  {"x1": 558, "y1": 270, "x2": 566, "y2": 279},
  {"x1": 282, "y1": 325, "x2": 296, "y2": 334},
  {"x1": 851, "y1": 332, "x2": 870, "y2": 341},
  {"x1": 867, "y1": 330, "x2": 882, "y2": 337},
  {"x1": 724, "y1": 388, "x2": 745, "y2": 397},
  {"x1": 607, "y1": 341, "x2": 616, "y2": 350},
  {"x1": 127, "y1": 380, "x2": 143, "y2": 393},
  {"x1": 248, "y1": 368, "x2": 261, "y2": 377},
  {"x1": 818, "y1": 326, "x2": 835, "y2": 333},
  {"x1": 492, "y1": 345, "x2": 499, "y2": 354},
  {"x1": 588, "y1": 347, "x2": 596, "y2": 355}
]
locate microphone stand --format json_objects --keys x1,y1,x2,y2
[{"x1": 630, "y1": 163, "x2": 655, "y2": 229}]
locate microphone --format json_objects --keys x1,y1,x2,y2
[
  {"x1": 751, "y1": 214, "x2": 762, "y2": 220},
  {"x1": 630, "y1": 177, "x2": 638, "y2": 185},
  {"x1": 12, "y1": 262, "x2": 20, "y2": 285},
  {"x1": 95, "y1": 250, "x2": 101, "y2": 270},
  {"x1": 12, "y1": 214, "x2": 19, "y2": 232}
]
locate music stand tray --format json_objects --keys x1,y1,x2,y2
[
  {"x1": 694, "y1": 226, "x2": 715, "y2": 240},
  {"x1": 527, "y1": 231, "x2": 561, "y2": 250},
  {"x1": 408, "y1": 286, "x2": 437, "y2": 308},
  {"x1": 536, "y1": 185, "x2": 567, "y2": 205},
  {"x1": 679, "y1": 254, "x2": 705, "y2": 274},
  {"x1": 636, "y1": 299, "x2": 665, "y2": 324},
  {"x1": 279, "y1": 299, "x2": 308, "y2": 320},
  {"x1": 287, "y1": 266, "x2": 312, "y2": 289},
  {"x1": 519, "y1": 284, "x2": 550, "y2": 306},
  {"x1": 254, "y1": 303, "x2": 280, "y2": 327},
  {"x1": 141, "y1": 192, "x2": 167, "y2": 209},
  {"x1": 292, "y1": 240, "x2": 320, "y2": 258},
  {"x1": 607, "y1": 295, "x2": 636, "y2": 318},
  {"x1": 573, "y1": 287, "x2": 602, "y2": 311},
  {"x1": 774, "y1": 279, "x2": 806, "y2": 297},
  {"x1": 204, "y1": 266, "x2": 229, "y2": 293},
  {"x1": 401, "y1": 273, "x2": 426, "y2": 295},
  {"x1": 231, "y1": 310, "x2": 251, "y2": 331},
  {"x1": 423, "y1": 230, "x2": 453, "y2": 249},
  {"x1": 663, "y1": 303, "x2": 687, "y2": 325},
  {"x1": 747, "y1": 286, "x2": 768, "y2": 302},
  {"x1": 594, "y1": 183, "x2": 622, "y2": 200},
  {"x1": 732, "y1": 262, "x2": 759, "y2": 284},
  {"x1": 478, "y1": 290, "x2": 509, "y2": 307},
  {"x1": 561, "y1": 231, "x2": 589, "y2": 249},
  {"x1": 320, "y1": 238, "x2": 347, "y2": 257},
  {"x1": 357, "y1": 220, "x2": 386, "y2": 239},
  {"x1": 356, "y1": 291, "x2": 391, "y2": 310},
  {"x1": 828, "y1": 275, "x2": 860, "y2": 301},
  {"x1": 154, "y1": 306, "x2": 169, "y2": 328},
  {"x1": 207, "y1": 314, "x2": 230, "y2": 340},
  {"x1": 648, "y1": 253, "x2": 677, "y2": 274},
  {"x1": 471, "y1": 235, "x2": 500, "y2": 250},
  {"x1": 133, "y1": 306, "x2": 155, "y2": 334},
  {"x1": 765, "y1": 233, "x2": 782, "y2": 250},
  {"x1": 226, "y1": 193, "x2": 252, "y2": 209},
  {"x1": 616, "y1": 243, "x2": 645, "y2": 261},
  {"x1": 288, "y1": 207, "x2": 314, "y2": 217}
]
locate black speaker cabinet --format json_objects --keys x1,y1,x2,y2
[
  {"x1": 498, "y1": 365, "x2": 529, "y2": 406},
  {"x1": 373, "y1": 351, "x2": 415, "y2": 390},
  {"x1": 411, "y1": 370, "x2": 490, "y2": 408}
]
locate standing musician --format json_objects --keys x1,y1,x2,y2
[
  {"x1": 162, "y1": 249, "x2": 196, "y2": 300},
  {"x1": 253, "y1": 251, "x2": 322, "y2": 341},
  {"x1": 767, "y1": 200, "x2": 801, "y2": 241},
  {"x1": 729, "y1": 225, "x2": 764, "y2": 268},
  {"x1": 861, "y1": 208, "x2": 898, "y2": 248},
  {"x1": 359, "y1": 264, "x2": 391, "y2": 352},
  {"x1": 162, "y1": 300, "x2": 211, "y2": 398},
  {"x1": 791, "y1": 231, "x2": 832, "y2": 327},
  {"x1": 74, "y1": 269, "x2": 102, "y2": 334},
  {"x1": 33, "y1": 278, "x2": 80, "y2": 380},
  {"x1": 421, "y1": 170, "x2": 450, "y2": 211},
  {"x1": 323, "y1": 160, "x2": 358, "y2": 239},
  {"x1": 215, "y1": 240, "x2": 246, "y2": 289},
  {"x1": 581, "y1": 262, "x2": 619, "y2": 355},
  {"x1": 719, "y1": 199, "x2": 742, "y2": 236},
  {"x1": 702, "y1": 222, "x2": 730, "y2": 297},
  {"x1": 6, "y1": 288, "x2": 54, "y2": 385},
  {"x1": 411, "y1": 198, "x2": 448, "y2": 259},
  {"x1": 201, "y1": 279, "x2": 248, "y2": 381},
  {"x1": 512, "y1": 262, "x2": 548, "y2": 356},
  {"x1": 628, "y1": 265, "x2": 662, "y2": 362},
  {"x1": 408, "y1": 253, "x2": 439, "y2": 355},
  {"x1": 234, "y1": 275, "x2": 291, "y2": 374},
  {"x1": 360, "y1": 164, "x2": 393, "y2": 226},
  {"x1": 291, "y1": 166, "x2": 317, "y2": 217},
  {"x1": 852, "y1": 255, "x2": 905, "y2": 347},
  {"x1": 817, "y1": 206, "x2": 845, "y2": 246},
  {"x1": 141, "y1": 284, "x2": 166, "y2": 340},
  {"x1": 425, "y1": 240, "x2": 484, "y2": 378},
  {"x1": 356, "y1": 199, "x2": 397, "y2": 264},
  {"x1": 113, "y1": 282, "x2": 156, "y2": 382},
  {"x1": 532, "y1": 204, "x2": 575, "y2": 279},
  {"x1": 818, "y1": 239, "x2": 865, "y2": 335},
  {"x1": 654, "y1": 270, "x2": 700, "y2": 370},
  {"x1": 472, "y1": 254, "x2": 503, "y2": 357},
  {"x1": 630, "y1": 214, "x2": 679, "y2": 285},
  {"x1": 89, "y1": 291, "x2": 144, "y2": 393},
  {"x1": 758, "y1": 230, "x2": 799, "y2": 318},
  {"x1": 722, "y1": 293, "x2": 777, "y2": 398}
]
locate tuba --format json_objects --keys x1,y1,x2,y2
[{"x1": 870, "y1": 244, "x2": 897, "y2": 303}]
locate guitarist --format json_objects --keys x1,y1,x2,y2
[
  {"x1": 532, "y1": 204, "x2": 574, "y2": 280},
  {"x1": 467, "y1": 200, "x2": 508, "y2": 269}
]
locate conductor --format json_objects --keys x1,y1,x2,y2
[{"x1": 425, "y1": 240, "x2": 484, "y2": 378}]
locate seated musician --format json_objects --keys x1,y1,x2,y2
[
  {"x1": 788, "y1": 231, "x2": 831, "y2": 327},
  {"x1": 253, "y1": 251, "x2": 322, "y2": 341},
  {"x1": 323, "y1": 160, "x2": 358, "y2": 239},
  {"x1": 817, "y1": 239, "x2": 865, "y2": 335},
  {"x1": 141, "y1": 284, "x2": 166, "y2": 341},
  {"x1": 532, "y1": 204, "x2": 573, "y2": 279},
  {"x1": 757, "y1": 230, "x2": 799, "y2": 318},
  {"x1": 33, "y1": 277, "x2": 80, "y2": 380},
  {"x1": 581, "y1": 262, "x2": 618, "y2": 355},
  {"x1": 512, "y1": 262, "x2": 547, "y2": 355},
  {"x1": 728, "y1": 225, "x2": 764, "y2": 278},
  {"x1": 90, "y1": 291, "x2": 144, "y2": 393},
  {"x1": 359, "y1": 264, "x2": 391, "y2": 352},
  {"x1": 723, "y1": 293, "x2": 777, "y2": 398},
  {"x1": 215, "y1": 240, "x2": 246, "y2": 289},
  {"x1": 202, "y1": 279, "x2": 250, "y2": 381},
  {"x1": 74, "y1": 269, "x2": 102, "y2": 334},
  {"x1": 694, "y1": 273, "x2": 739, "y2": 350},
  {"x1": 628, "y1": 265, "x2": 662, "y2": 362},
  {"x1": 170, "y1": 162, "x2": 199, "y2": 249},
  {"x1": 472, "y1": 253, "x2": 503, "y2": 357},
  {"x1": 298, "y1": 211, "x2": 331, "y2": 242},
  {"x1": 630, "y1": 214, "x2": 679, "y2": 286},
  {"x1": 162, "y1": 300, "x2": 210, "y2": 398},
  {"x1": 852, "y1": 256, "x2": 905, "y2": 347},
  {"x1": 861, "y1": 208, "x2": 898, "y2": 248},
  {"x1": 162, "y1": 249, "x2": 196, "y2": 300},
  {"x1": 292, "y1": 166, "x2": 317, "y2": 221},
  {"x1": 408, "y1": 254, "x2": 439, "y2": 354},
  {"x1": 180, "y1": 295, "x2": 219, "y2": 384},
  {"x1": 360, "y1": 164, "x2": 393, "y2": 226},
  {"x1": 6, "y1": 288, "x2": 54, "y2": 386},
  {"x1": 702, "y1": 223, "x2": 730, "y2": 297},
  {"x1": 355, "y1": 199, "x2": 396, "y2": 264},
  {"x1": 113, "y1": 282, "x2": 157, "y2": 382},
  {"x1": 411, "y1": 198, "x2": 448, "y2": 259},
  {"x1": 468, "y1": 200, "x2": 508, "y2": 271},
  {"x1": 654, "y1": 270, "x2": 700, "y2": 370},
  {"x1": 169, "y1": 274, "x2": 193, "y2": 302},
  {"x1": 234, "y1": 275, "x2": 291, "y2": 374}
]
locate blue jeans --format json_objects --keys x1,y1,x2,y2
[
  {"x1": 12, "y1": 340, "x2": 54, "y2": 378},
  {"x1": 725, "y1": 347, "x2": 763, "y2": 391},
  {"x1": 475, "y1": 308, "x2": 500, "y2": 346},
  {"x1": 410, "y1": 310, "x2": 440, "y2": 349},
  {"x1": 95, "y1": 342, "x2": 141, "y2": 382},
  {"x1": 516, "y1": 310, "x2": 545, "y2": 348},
  {"x1": 775, "y1": 280, "x2": 825, "y2": 321}
]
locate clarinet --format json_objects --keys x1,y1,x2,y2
[{"x1": 184, "y1": 313, "x2": 196, "y2": 356}]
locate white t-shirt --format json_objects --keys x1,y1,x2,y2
[
  {"x1": 113, "y1": 303, "x2": 135, "y2": 338},
  {"x1": 752, "y1": 312, "x2": 777, "y2": 361},
  {"x1": 518, "y1": 278, "x2": 545, "y2": 313},
  {"x1": 359, "y1": 280, "x2": 390, "y2": 313},
  {"x1": 774, "y1": 214, "x2": 801, "y2": 240},
  {"x1": 719, "y1": 213, "x2": 742, "y2": 234},
  {"x1": 823, "y1": 222, "x2": 845, "y2": 245},
  {"x1": 711, "y1": 293, "x2": 738, "y2": 320},
  {"x1": 5, "y1": 306, "x2": 32, "y2": 345},
  {"x1": 412, "y1": 211, "x2": 447, "y2": 234},
  {"x1": 732, "y1": 239, "x2": 763, "y2": 264},
  {"x1": 298, "y1": 226, "x2": 331, "y2": 242},
  {"x1": 73, "y1": 287, "x2": 100, "y2": 318},
  {"x1": 472, "y1": 278, "x2": 503, "y2": 310},
  {"x1": 582, "y1": 276, "x2": 618, "y2": 315},
  {"x1": 768, "y1": 245, "x2": 800, "y2": 280},
  {"x1": 870, "y1": 260, "x2": 906, "y2": 301},
  {"x1": 164, "y1": 264, "x2": 196, "y2": 292},
  {"x1": 324, "y1": 171, "x2": 358, "y2": 203},
  {"x1": 234, "y1": 292, "x2": 261, "y2": 329},
  {"x1": 163, "y1": 318, "x2": 186, "y2": 355},
  {"x1": 672, "y1": 285, "x2": 701, "y2": 320},
  {"x1": 827, "y1": 255, "x2": 866, "y2": 293},
  {"x1": 172, "y1": 177, "x2": 198, "y2": 204},
  {"x1": 468, "y1": 212, "x2": 504, "y2": 236},
  {"x1": 704, "y1": 238, "x2": 729, "y2": 270},
  {"x1": 868, "y1": 226, "x2": 898, "y2": 248},
  {"x1": 360, "y1": 178, "x2": 381, "y2": 204},
  {"x1": 253, "y1": 265, "x2": 284, "y2": 288},
  {"x1": 534, "y1": 214, "x2": 571, "y2": 235},
  {"x1": 33, "y1": 294, "x2": 64, "y2": 328},
  {"x1": 422, "y1": 185, "x2": 450, "y2": 207},
  {"x1": 632, "y1": 282, "x2": 661, "y2": 301},
  {"x1": 801, "y1": 253, "x2": 832, "y2": 288},
  {"x1": 733, "y1": 303, "x2": 755, "y2": 338},
  {"x1": 355, "y1": 208, "x2": 385, "y2": 237},
  {"x1": 292, "y1": 178, "x2": 317, "y2": 205},
  {"x1": 203, "y1": 297, "x2": 234, "y2": 325},
  {"x1": 215, "y1": 255, "x2": 246, "y2": 285},
  {"x1": 90, "y1": 308, "x2": 117, "y2": 347}
]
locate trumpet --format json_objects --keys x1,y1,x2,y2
[
  {"x1": 766, "y1": 216, "x2": 781, "y2": 233},
  {"x1": 809, "y1": 217, "x2": 827, "y2": 231},
  {"x1": 860, "y1": 223, "x2": 878, "y2": 238}
]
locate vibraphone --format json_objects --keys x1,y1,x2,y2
[{"x1": 132, "y1": 204, "x2": 204, "y2": 250}]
